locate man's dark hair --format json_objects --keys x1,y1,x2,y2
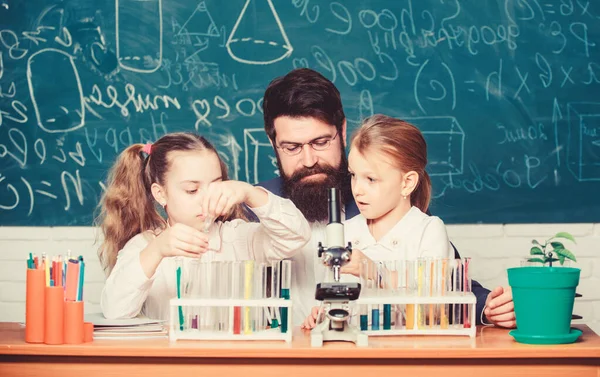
[{"x1": 263, "y1": 68, "x2": 346, "y2": 142}]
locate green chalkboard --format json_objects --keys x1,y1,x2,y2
[{"x1": 1, "y1": 0, "x2": 599, "y2": 225}]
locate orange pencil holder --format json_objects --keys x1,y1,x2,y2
[
  {"x1": 64, "y1": 301, "x2": 84, "y2": 344},
  {"x1": 44, "y1": 286, "x2": 64, "y2": 345},
  {"x1": 84, "y1": 322, "x2": 94, "y2": 343},
  {"x1": 25, "y1": 268, "x2": 45, "y2": 343}
]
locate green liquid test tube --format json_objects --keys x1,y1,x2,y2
[
  {"x1": 270, "y1": 261, "x2": 280, "y2": 329},
  {"x1": 280, "y1": 260, "x2": 291, "y2": 333}
]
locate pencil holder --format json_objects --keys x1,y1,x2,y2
[
  {"x1": 44, "y1": 286, "x2": 64, "y2": 345},
  {"x1": 84, "y1": 322, "x2": 94, "y2": 343},
  {"x1": 63, "y1": 301, "x2": 84, "y2": 344},
  {"x1": 25, "y1": 268, "x2": 45, "y2": 343}
]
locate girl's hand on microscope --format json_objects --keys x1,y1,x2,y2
[
  {"x1": 301, "y1": 306, "x2": 323, "y2": 330},
  {"x1": 340, "y1": 248, "x2": 371, "y2": 277}
]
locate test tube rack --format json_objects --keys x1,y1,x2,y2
[
  {"x1": 168, "y1": 297, "x2": 293, "y2": 342},
  {"x1": 355, "y1": 291, "x2": 477, "y2": 338}
]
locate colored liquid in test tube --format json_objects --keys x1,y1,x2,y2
[
  {"x1": 382, "y1": 263, "x2": 392, "y2": 330},
  {"x1": 280, "y1": 260, "x2": 291, "y2": 333},
  {"x1": 270, "y1": 261, "x2": 280, "y2": 329},
  {"x1": 428, "y1": 258, "x2": 435, "y2": 328},
  {"x1": 463, "y1": 257, "x2": 472, "y2": 329},
  {"x1": 405, "y1": 260, "x2": 415, "y2": 330},
  {"x1": 440, "y1": 259, "x2": 449, "y2": 329},
  {"x1": 359, "y1": 259, "x2": 369, "y2": 331},
  {"x1": 371, "y1": 262, "x2": 380, "y2": 331},
  {"x1": 417, "y1": 259, "x2": 426, "y2": 329},
  {"x1": 243, "y1": 261, "x2": 254, "y2": 335},
  {"x1": 232, "y1": 261, "x2": 242, "y2": 335},
  {"x1": 452, "y1": 259, "x2": 463, "y2": 327}
]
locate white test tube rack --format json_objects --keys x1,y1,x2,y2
[
  {"x1": 169, "y1": 297, "x2": 293, "y2": 342},
  {"x1": 354, "y1": 291, "x2": 477, "y2": 338}
]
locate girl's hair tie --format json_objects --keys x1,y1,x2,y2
[{"x1": 142, "y1": 143, "x2": 152, "y2": 155}]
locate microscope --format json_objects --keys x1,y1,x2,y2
[{"x1": 311, "y1": 188, "x2": 368, "y2": 347}]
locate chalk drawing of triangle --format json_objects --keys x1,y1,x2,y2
[
  {"x1": 178, "y1": 1, "x2": 220, "y2": 37},
  {"x1": 226, "y1": 0, "x2": 293, "y2": 65}
]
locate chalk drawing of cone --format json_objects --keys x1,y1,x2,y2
[
  {"x1": 226, "y1": 0, "x2": 293, "y2": 65},
  {"x1": 116, "y1": 0, "x2": 163, "y2": 73},
  {"x1": 27, "y1": 49, "x2": 85, "y2": 133}
]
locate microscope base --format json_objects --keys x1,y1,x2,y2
[{"x1": 310, "y1": 319, "x2": 368, "y2": 347}]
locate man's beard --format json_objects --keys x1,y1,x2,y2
[{"x1": 279, "y1": 152, "x2": 351, "y2": 223}]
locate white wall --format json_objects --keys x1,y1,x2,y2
[{"x1": 1, "y1": 225, "x2": 599, "y2": 334}]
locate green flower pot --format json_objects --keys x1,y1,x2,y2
[{"x1": 507, "y1": 267, "x2": 580, "y2": 344}]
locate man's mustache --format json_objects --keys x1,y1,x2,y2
[{"x1": 286, "y1": 164, "x2": 341, "y2": 182}]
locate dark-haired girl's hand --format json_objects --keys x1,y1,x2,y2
[
  {"x1": 201, "y1": 181, "x2": 268, "y2": 218},
  {"x1": 154, "y1": 223, "x2": 209, "y2": 258}
]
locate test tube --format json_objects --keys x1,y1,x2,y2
[
  {"x1": 428, "y1": 258, "x2": 436, "y2": 328},
  {"x1": 417, "y1": 258, "x2": 426, "y2": 329},
  {"x1": 463, "y1": 257, "x2": 472, "y2": 329},
  {"x1": 359, "y1": 259, "x2": 370, "y2": 330},
  {"x1": 232, "y1": 261, "x2": 242, "y2": 334},
  {"x1": 452, "y1": 258, "x2": 463, "y2": 327},
  {"x1": 371, "y1": 262, "x2": 380, "y2": 331},
  {"x1": 381, "y1": 263, "x2": 392, "y2": 330},
  {"x1": 218, "y1": 262, "x2": 230, "y2": 332},
  {"x1": 270, "y1": 260, "x2": 281, "y2": 329},
  {"x1": 405, "y1": 259, "x2": 416, "y2": 330},
  {"x1": 253, "y1": 262, "x2": 267, "y2": 332},
  {"x1": 243, "y1": 260, "x2": 254, "y2": 335},
  {"x1": 175, "y1": 258, "x2": 184, "y2": 331},
  {"x1": 187, "y1": 259, "x2": 200, "y2": 330},
  {"x1": 392, "y1": 260, "x2": 404, "y2": 330},
  {"x1": 440, "y1": 258, "x2": 450, "y2": 329},
  {"x1": 280, "y1": 260, "x2": 291, "y2": 333},
  {"x1": 260, "y1": 263, "x2": 269, "y2": 331}
]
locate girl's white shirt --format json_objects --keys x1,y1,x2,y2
[
  {"x1": 100, "y1": 189, "x2": 311, "y2": 320},
  {"x1": 343, "y1": 206, "x2": 454, "y2": 262}
]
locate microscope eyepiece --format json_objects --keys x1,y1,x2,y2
[{"x1": 327, "y1": 187, "x2": 341, "y2": 224}]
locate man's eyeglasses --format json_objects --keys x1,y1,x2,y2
[{"x1": 276, "y1": 131, "x2": 339, "y2": 156}]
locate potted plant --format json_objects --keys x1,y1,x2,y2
[{"x1": 507, "y1": 232, "x2": 581, "y2": 344}]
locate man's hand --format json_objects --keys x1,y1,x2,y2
[{"x1": 484, "y1": 286, "x2": 516, "y2": 328}]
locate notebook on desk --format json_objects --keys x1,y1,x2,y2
[{"x1": 85, "y1": 313, "x2": 168, "y2": 339}]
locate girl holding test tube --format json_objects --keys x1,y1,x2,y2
[
  {"x1": 98, "y1": 132, "x2": 311, "y2": 321},
  {"x1": 302, "y1": 115, "x2": 453, "y2": 329}
]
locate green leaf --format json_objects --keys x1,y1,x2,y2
[
  {"x1": 527, "y1": 258, "x2": 546, "y2": 264},
  {"x1": 531, "y1": 239, "x2": 542, "y2": 246},
  {"x1": 558, "y1": 254, "x2": 566, "y2": 265},
  {"x1": 530, "y1": 246, "x2": 544, "y2": 255},
  {"x1": 554, "y1": 232, "x2": 576, "y2": 244},
  {"x1": 551, "y1": 241, "x2": 565, "y2": 250},
  {"x1": 554, "y1": 248, "x2": 577, "y2": 262}
]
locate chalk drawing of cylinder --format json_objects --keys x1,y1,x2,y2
[
  {"x1": 27, "y1": 49, "x2": 85, "y2": 134},
  {"x1": 116, "y1": 0, "x2": 162, "y2": 73},
  {"x1": 226, "y1": 0, "x2": 293, "y2": 65}
]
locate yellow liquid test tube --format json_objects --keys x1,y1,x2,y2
[
  {"x1": 405, "y1": 261, "x2": 414, "y2": 330},
  {"x1": 429, "y1": 260, "x2": 434, "y2": 328},
  {"x1": 243, "y1": 261, "x2": 254, "y2": 335},
  {"x1": 440, "y1": 259, "x2": 449, "y2": 329}
]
